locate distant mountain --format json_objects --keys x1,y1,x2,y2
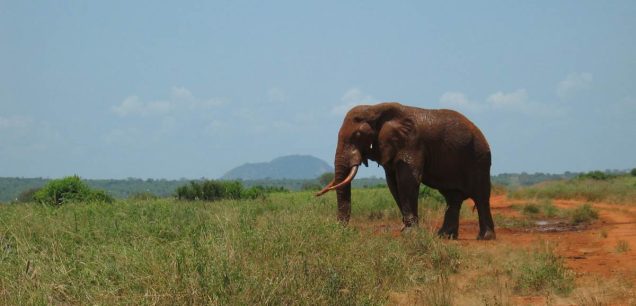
[{"x1": 221, "y1": 155, "x2": 333, "y2": 180}]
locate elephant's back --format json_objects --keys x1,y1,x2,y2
[{"x1": 411, "y1": 108, "x2": 491, "y2": 162}]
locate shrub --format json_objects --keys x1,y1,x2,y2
[
  {"x1": 576, "y1": 171, "x2": 613, "y2": 180},
  {"x1": 419, "y1": 185, "x2": 445, "y2": 203},
  {"x1": 240, "y1": 187, "x2": 266, "y2": 200},
  {"x1": 631, "y1": 168, "x2": 636, "y2": 176},
  {"x1": 175, "y1": 180, "x2": 274, "y2": 201},
  {"x1": 540, "y1": 200, "x2": 559, "y2": 217},
  {"x1": 513, "y1": 247, "x2": 574, "y2": 295},
  {"x1": 518, "y1": 200, "x2": 559, "y2": 218},
  {"x1": 522, "y1": 203, "x2": 540, "y2": 215},
  {"x1": 34, "y1": 176, "x2": 113, "y2": 206},
  {"x1": 217, "y1": 180, "x2": 242, "y2": 200},
  {"x1": 569, "y1": 203, "x2": 599, "y2": 225}
]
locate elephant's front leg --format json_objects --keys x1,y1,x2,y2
[{"x1": 395, "y1": 161, "x2": 420, "y2": 229}]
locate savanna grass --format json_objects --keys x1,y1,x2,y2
[
  {"x1": 509, "y1": 243, "x2": 574, "y2": 296},
  {"x1": 511, "y1": 200, "x2": 599, "y2": 226},
  {"x1": 508, "y1": 176, "x2": 636, "y2": 204},
  {"x1": 0, "y1": 189, "x2": 461, "y2": 305}
]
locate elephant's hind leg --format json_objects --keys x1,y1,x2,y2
[
  {"x1": 437, "y1": 190, "x2": 466, "y2": 239},
  {"x1": 473, "y1": 195, "x2": 496, "y2": 240}
]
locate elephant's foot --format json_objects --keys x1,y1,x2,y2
[
  {"x1": 337, "y1": 215, "x2": 350, "y2": 226},
  {"x1": 437, "y1": 227, "x2": 459, "y2": 240},
  {"x1": 401, "y1": 215, "x2": 419, "y2": 229},
  {"x1": 400, "y1": 223, "x2": 420, "y2": 235},
  {"x1": 476, "y1": 228, "x2": 496, "y2": 240}
]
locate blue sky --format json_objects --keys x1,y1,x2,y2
[{"x1": 1, "y1": 1, "x2": 635, "y2": 179}]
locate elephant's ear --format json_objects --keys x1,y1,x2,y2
[{"x1": 376, "y1": 117, "x2": 415, "y2": 165}]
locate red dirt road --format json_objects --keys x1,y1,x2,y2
[
  {"x1": 377, "y1": 195, "x2": 636, "y2": 305},
  {"x1": 481, "y1": 196, "x2": 636, "y2": 281}
]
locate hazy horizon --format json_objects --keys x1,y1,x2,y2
[{"x1": 2, "y1": 1, "x2": 635, "y2": 180}]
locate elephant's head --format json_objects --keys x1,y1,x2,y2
[{"x1": 316, "y1": 102, "x2": 411, "y2": 223}]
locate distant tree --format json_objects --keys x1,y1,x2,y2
[
  {"x1": 318, "y1": 172, "x2": 335, "y2": 186},
  {"x1": 34, "y1": 176, "x2": 113, "y2": 206},
  {"x1": 631, "y1": 168, "x2": 636, "y2": 176},
  {"x1": 176, "y1": 180, "x2": 275, "y2": 201},
  {"x1": 576, "y1": 171, "x2": 613, "y2": 181},
  {"x1": 301, "y1": 182, "x2": 322, "y2": 191}
]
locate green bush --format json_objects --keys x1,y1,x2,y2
[
  {"x1": 631, "y1": 168, "x2": 636, "y2": 176},
  {"x1": 33, "y1": 176, "x2": 113, "y2": 206},
  {"x1": 569, "y1": 203, "x2": 599, "y2": 225},
  {"x1": 576, "y1": 171, "x2": 613, "y2": 180},
  {"x1": 175, "y1": 180, "x2": 277, "y2": 201},
  {"x1": 419, "y1": 185, "x2": 445, "y2": 203},
  {"x1": 540, "y1": 200, "x2": 559, "y2": 217},
  {"x1": 517, "y1": 200, "x2": 559, "y2": 218},
  {"x1": 522, "y1": 203, "x2": 540, "y2": 215}
]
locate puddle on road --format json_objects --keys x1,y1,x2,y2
[{"x1": 527, "y1": 219, "x2": 588, "y2": 232}]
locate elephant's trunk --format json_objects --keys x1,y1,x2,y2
[
  {"x1": 334, "y1": 162, "x2": 352, "y2": 224},
  {"x1": 332, "y1": 142, "x2": 362, "y2": 224}
]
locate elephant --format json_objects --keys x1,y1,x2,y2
[{"x1": 316, "y1": 102, "x2": 495, "y2": 240}]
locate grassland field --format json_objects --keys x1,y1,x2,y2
[{"x1": 1, "y1": 176, "x2": 636, "y2": 305}]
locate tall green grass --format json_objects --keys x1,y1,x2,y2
[
  {"x1": 0, "y1": 190, "x2": 460, "y2": 305},
  {"x1": 508, "y1": 176, "x2": 636, "y2": 204}
]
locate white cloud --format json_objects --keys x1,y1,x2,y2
[
  {"x1": 170, "y1": 86, "x2": 225, "y2": 109},
  {"x1": 439, "y1": 91, "x2": 483, "y2": 112},
  {"x1": 557, "y1": 72, "x2": 593, "y2": 98},
  {"x1": 488, "y1": 89, "x2": 562, "y2": 116},
  {"x1": 331, "y1": 88, "x2": 378, "y2": 115},
  {"x1": 112, "y1": 95, "x2": 171, "y2": 116},
  {"x1": 487, "y1": 89, "x2": 529, "y2": 110},
  {"x1": 170, "y1": 86, "x2": 193, "y2": 101},
  {"x1": 438, "y1": 89, "x2": 561, "y2": 117},
  {"x1": 0, "y1": 115, "x2": 33, "y2": 129},
  {"x1": 112, "y1": 87, "x2": 225, "y2": 117}
]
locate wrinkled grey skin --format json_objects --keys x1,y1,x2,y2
[{"x1": 319, "y1": 102, "x2": 495, "y2": 240}]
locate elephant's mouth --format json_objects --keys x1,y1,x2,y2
[{"x1": 315, "y1": 165, "x2": 359, "y2": 197}]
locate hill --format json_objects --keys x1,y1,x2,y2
[{"x1": 221, "y1": 155, "x2": 333, "y2": 180}]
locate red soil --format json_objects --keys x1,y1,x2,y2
[
  {"x1": 362, "y1": 195, "x2": 636, "y2": 304},
  {"x1": 477, "y1": 195, "x2": 636, "y2": 282}
]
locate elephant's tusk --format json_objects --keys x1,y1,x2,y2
[
  {"x1": 315, "y1": 165, "x2": 359, "y2": 196},
  {"x1": 315, "y1": 179, "x2": 335, "y2": 197},
  {"x1": 327, "y1": 165, "x2": 358, "y2": 191}
]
